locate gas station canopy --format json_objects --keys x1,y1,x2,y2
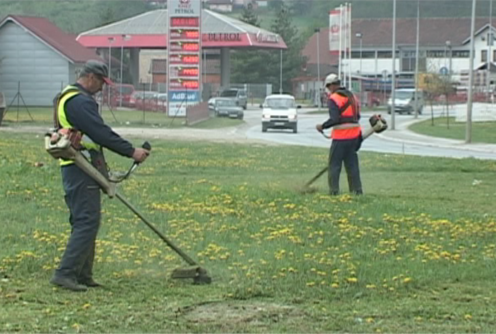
[{"x1": 76, "y1": 9, "x2": 287, "y2": 50}]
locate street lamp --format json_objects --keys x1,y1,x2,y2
[
  {"x1": 315, "y1": 28, "x2": 321, "y2": 110},
  {"x1": 120, "y1": 34, "x2": 131, "y2": 107},
  {"x1": 445, "y1": 40, "x2": 452, "y2": 128},
  {"x1": 279, "y1": 49, "x2": 283, "y2": 94},
  {"x1": 107, "y1": 37, "x2": 115, "y2": 108},
  {"x1": 356, "y1": 32, "x2": 363, "y2": 107},
  {"x1": 391, "y1": 0, "x2": 397, "y2": 130},
  {"x1": 446, "y1": 40, "x2": 452, "y2": 77},
  {"x1": 466, "y1": 0, "x2": 476, "y2": 143}
]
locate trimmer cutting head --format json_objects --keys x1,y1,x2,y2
[{"x1": 171, "y1": 266, "x2": 212, "y2": 285}]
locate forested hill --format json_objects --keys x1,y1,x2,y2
[{"x1": 0, "y1": 0, "x2": 494, "y2": 36}]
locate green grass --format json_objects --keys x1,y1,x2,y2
[
  {"x1": 2, "y1": 131, "x2": 496, "y2": 332},
  {"x1": 410, "y1": 117, "x2": 496, "y2": 144},
  {"x1": 0, "y1": 107, "x2": 240, "y2": 129}
]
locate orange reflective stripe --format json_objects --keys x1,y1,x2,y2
[{"x1": 332, "y1": 127, "x2": 361, "y2": 139}]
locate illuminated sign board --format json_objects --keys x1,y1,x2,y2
[
  {"x1": 170, "y1": 29, "x2": 200, "y2": 40},
  {"x1": 170, "y1": 17, "x2": 199, "y2": 27},
  {"x1": 169, "y1": 54, "x2": 200, "y2": 65},
  {"x1": 167, "y1": 0, "x2": 201, "y2": 117},
  {"x1": 169, "y1": 66, "x2": 200, "y2": 78},
  {"x1": 169, "y1": 78, "x2": 200, "y2": 89},
  {"x1": 169, "y1": 41, "x2": 200, "y2": 52}
]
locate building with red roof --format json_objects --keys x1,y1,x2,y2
[{"x1": 0, "y1": 15, "x2": 101, "y2": 106}]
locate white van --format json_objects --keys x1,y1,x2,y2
[
  {"x1": 261, "y1": 94, "x2": 300, "y2": 133},
  {"x1": 387, "y1": 88, "x2": 424, "y2": 114}
]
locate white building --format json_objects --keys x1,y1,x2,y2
[{"x1": 299, "y1": 17, "x2": 496, "y2": 97}]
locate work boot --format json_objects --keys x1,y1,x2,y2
[
  {"x1": 50, "y1": 276, "x2": 88, "y2": 292},
  {"x1": 78, "y1": 278, "x2": 103, "y2": 288}
]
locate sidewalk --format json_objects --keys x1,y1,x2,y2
[{"x1": 375, "y1": 117, "x2": 496, "y2": 154}]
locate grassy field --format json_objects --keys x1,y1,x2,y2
[
  {"x1": 1, "y1": 131, "x2": 496, "y2": 332},
  {"x1": 0, "y1": 107, "x2": 242, "y2": 129},
  {"x1": 410, "y1": 117, "x2": 496, "y2": 144}
]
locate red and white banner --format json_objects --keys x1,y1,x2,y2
[
  {"x1": 328, "y1": 9, "x2": 341, "y2": 55},
  {"x1": 328, "y1": 5, "x2": 351, "y2": 55}
]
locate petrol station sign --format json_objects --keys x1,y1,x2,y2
[{"x1": 167, "y1": 0, "x2": 202, "y2": 117}]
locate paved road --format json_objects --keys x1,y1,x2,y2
[{"x1": 240, "y1": 105, "x2": 496, "y2": 160}]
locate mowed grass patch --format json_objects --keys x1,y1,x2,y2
[
  {"x1": 1, "y1": 131, "x2": 496, "y2": 332},
  {"x1": 410, "y1": 117, "x2": 496, "y2": 144}
]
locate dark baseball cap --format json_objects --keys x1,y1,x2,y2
[{"x1": 82, "y1": 60, "x2": 114, "y2": 85}]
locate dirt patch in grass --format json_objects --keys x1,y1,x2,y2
[{"x1": 180, "y1": 301, "x2": 305, "y2": 326}]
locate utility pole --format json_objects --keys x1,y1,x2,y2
[
  {"x1": 466, "y1": 0, "x2": 477, "y2": 143},
  {"x1": 391, "y1": 0, "x2": 397, "y2": 130},
  {"x1": 279, "y1": 49, "x2": 283, "y2": 94},
  {"x1": 356, "y1": 32, "x2": 363, "y2": 106},
  {"x1": 414, "y1": 0, "x2": 420, "y2": 119},
  {"x1": 339, "y1": 4, "x2": 343, "y2": 86},
  {"x1": 315, "y1": 28, "x2": 321, "y2": 111},
  {"x1": 487, "y1": 0, "x2": 493, "y2": 101},
  {"x1": 107, "y1": 37, "x2": 114, "y2": 109},
  {"x1": 119, "y1": 35, "x2": 131, "y2": 108}
]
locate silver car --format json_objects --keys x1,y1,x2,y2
[
  {"x1": 209, "y1": 88, "x2": 248, "y2": 110},
  {"x1": 214, "y1": 98, "x2": 244, "y2": 119}
]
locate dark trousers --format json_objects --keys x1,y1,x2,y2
[
  {"x1": 328, "y1": 137, "x2": 363, "y2": 195},
  {"x1": 54, "y1": 164, "x2": 101, "y2": 281}
]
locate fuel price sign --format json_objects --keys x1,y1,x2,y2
[
  {"x1": 167, "y1": 0, "x2": 202, "y2": 117},
  {"x1": 169, "y1": 66, "x2": 200, "y2": 78},
  {"x1": 169, "y1": 54, "x2": 200, "y2": 65},
  {"x1": 169, "y1": 78, "x2": 200, "y2": 90},
  {"x1": 170, "y1": 29, "x2": 200, "y2": 40}
]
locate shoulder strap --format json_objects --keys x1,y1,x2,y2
[
  {"x1": 334, "y1": 89, "x2": 355, "y2": 114},
  {"x1": 53, "y1": 87, "x2": 81, "y2": 129}
]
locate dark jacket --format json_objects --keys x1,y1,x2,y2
[{"x1": 63, "y1": 84, "x2": 134, "y2": 157}]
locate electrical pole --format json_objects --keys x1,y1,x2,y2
[
  {"x1": 414, "y1": 0, "x2": 420, "y2": 118},
  {"x1": 487, "y1": 0, "x2": 493, "y2": 101},
  {"x1": 279, "y1": 49, "x2": 283, "y2": 94},
  {"x1": 466, "y1": 0, "x2": 477, "y2": 143},
  {"x1": 107, "y1": 37, "x2": 114, "y2": 109},
  {"x1": 391, "y1": 0, "x2": 397, "y2": 130},
  {"x1": 316, "y1": 28, "x2": 321, "y2": 111}
]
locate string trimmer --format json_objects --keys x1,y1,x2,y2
[
  {"x1": 44, "y1": 130, "x2": 212, "y2": 285},
  {"x1": 301, "y1": 114, "x2": 388, "y2": 193}
]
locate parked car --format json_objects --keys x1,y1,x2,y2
[
  {"x1": 387, "y1": 88, "x2": 424, "y2": 114},
  {"x1": 114, "y1": 84, "x2": 135, "y2": 107},
  {"x1": 261, "y1": 94, "x2": 300, "y2": 133},
  {"x1": 129, "y1": 91, "x2": 145, "y2": 108},
  {"x1": 213, "y1": 98, "x2": 244, "y2": 119},
  {"x1": 209, "y1": 88, "x2": 248, "y2": 110},
  {"x1": 134, "y1": 91, "x2": 159, "y2": 110}
]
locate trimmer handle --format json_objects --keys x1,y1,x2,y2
[
  {"x1": 135, "y1": 141, "x2": 152, "y2": 166},
  {"x1": 142, "y1": 141, "x2": 152, "y2": 151}
]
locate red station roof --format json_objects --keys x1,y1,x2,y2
[{"x1": 76, "y1": 9, "x2": 287, "y2": 50}]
